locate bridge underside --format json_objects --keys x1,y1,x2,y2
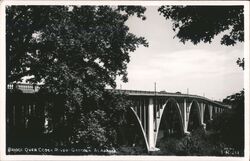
[{"x1": 130, "y1": 96, "x2": 225, "y2": 152}]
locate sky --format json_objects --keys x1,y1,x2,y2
[{"x1": 115, "y1": 6, "x2": 244, "y2": 101}]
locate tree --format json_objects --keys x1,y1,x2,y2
[
  {"x1": 158, "y1": 6, "x2": 244, "y2": 69},
  {"x1": 210, "y1": 90, "x2": 244, "y2": 155},
  {"x1": 71, "y1": 91, "x2": 133, "y2": 151},
  {"x1": 7, "y1": 6, "x2": 148, "y2": 89},
  {"x1": 158, "y1": 6, "x2": 244, "y2": 46},
  {"x1": 6, "y1": 6, "x2": 148, "y2": 150},
  {"x1": 158, "y1": 7, "x2": 245, "y2": 93}
]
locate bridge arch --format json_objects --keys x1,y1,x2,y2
[
  {"x1": 187, "y1": 99, "x2": 202, "y2": 132},
  {"x1": 155, "y1": 97, "x2": 184, "y2": 146},
  {"x1": 129, "y1": 107, "x2": 149, "y2": 151}
]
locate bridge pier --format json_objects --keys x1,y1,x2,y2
[
  {"x1": 183, "y1": 99, "x2": 189, "y2": 134},
  {"x1": 200, "y1": 103, "x2": 206, "y2": 129},
  {"x1": 209, "y1": 105, "x2": 213, "y2": 120},
  {"x1": 148, "y1": 98, "x2": 155, "y2": 151}
]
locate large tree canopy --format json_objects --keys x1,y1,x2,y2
[
  {"x1": 6, "y1": 6, "x2": 148, "y2": 150},
  {"x1": 7, "y1": 6, "x2": 148, "y2": 93},
  {"x1": 158, "y1": 6, "x2": 244, "y2": 46}
]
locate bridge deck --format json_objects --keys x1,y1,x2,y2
[
  {"x1": 107, "y1": 89, "x2": 229, "y2": 109},
  {"x1": 7, "y1": 83, "x2": 229, "y2": 109}
]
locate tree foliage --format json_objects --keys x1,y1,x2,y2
[
  {"x1": 7, "y1": 6, "x2": 148, "y2": 89},
  {"x1": 210, "y1": 90, "x2": 244, "y2": 153},
  {"x1": 236, "y1": 58, "x2": 244, "y2": 70},
  {"x1": 158, "y1": 6, "x2": 244, "y2": 46},
  {"x1": 70, "y1": 92, "x2": 133, "y2": 150},
  {"x1": 6, "y1": 5, "x2": 147, "y2": 150},
  {"x1": 155, "y1": 127, "x2": 225, "y2": 156}
]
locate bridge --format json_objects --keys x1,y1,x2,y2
[
  {"x1": 7, "y1": 84, "x2": 230, "y2": 152},
  {"x1": 108, "y1": 89, "x2": 230, "y2": 152}
]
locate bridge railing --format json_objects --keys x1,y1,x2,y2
[
  {"x1": 107, "y1": 89, "x2": 230, "y2": 109},
  {"x1": 7, "y1": 83, "x2": 41, "y2": 93},
  {"x1": 7, "y1": 84, "x2": 230, "y2": 109}
]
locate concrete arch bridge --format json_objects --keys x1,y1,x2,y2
[
  {"x1": 7, "y1": 84, "x2": 230, "y2": 152},
  {"x1": 110, "y1": 89, "x2": 230, "y2": 152}
]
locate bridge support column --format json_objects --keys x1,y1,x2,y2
[
  {"x1": 183, "y1": 99, "x2": 189, "y2": 134},
  {"x1": 148, "y1": 98, "x2": 155, "y2": 151},
  {"x1": 209, "y1": 105, "x2": 213, "y2": 120},
  {"x1": 200, "y1": 103, "x2": 206, "y2": 129}
]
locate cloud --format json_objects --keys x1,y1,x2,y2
[
  {"x1": 116, "y1": 47, "x2": 243, "y2": 100},
  {"x1": 116, "y1": 6, "x2": 244, "y2": 100}
]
